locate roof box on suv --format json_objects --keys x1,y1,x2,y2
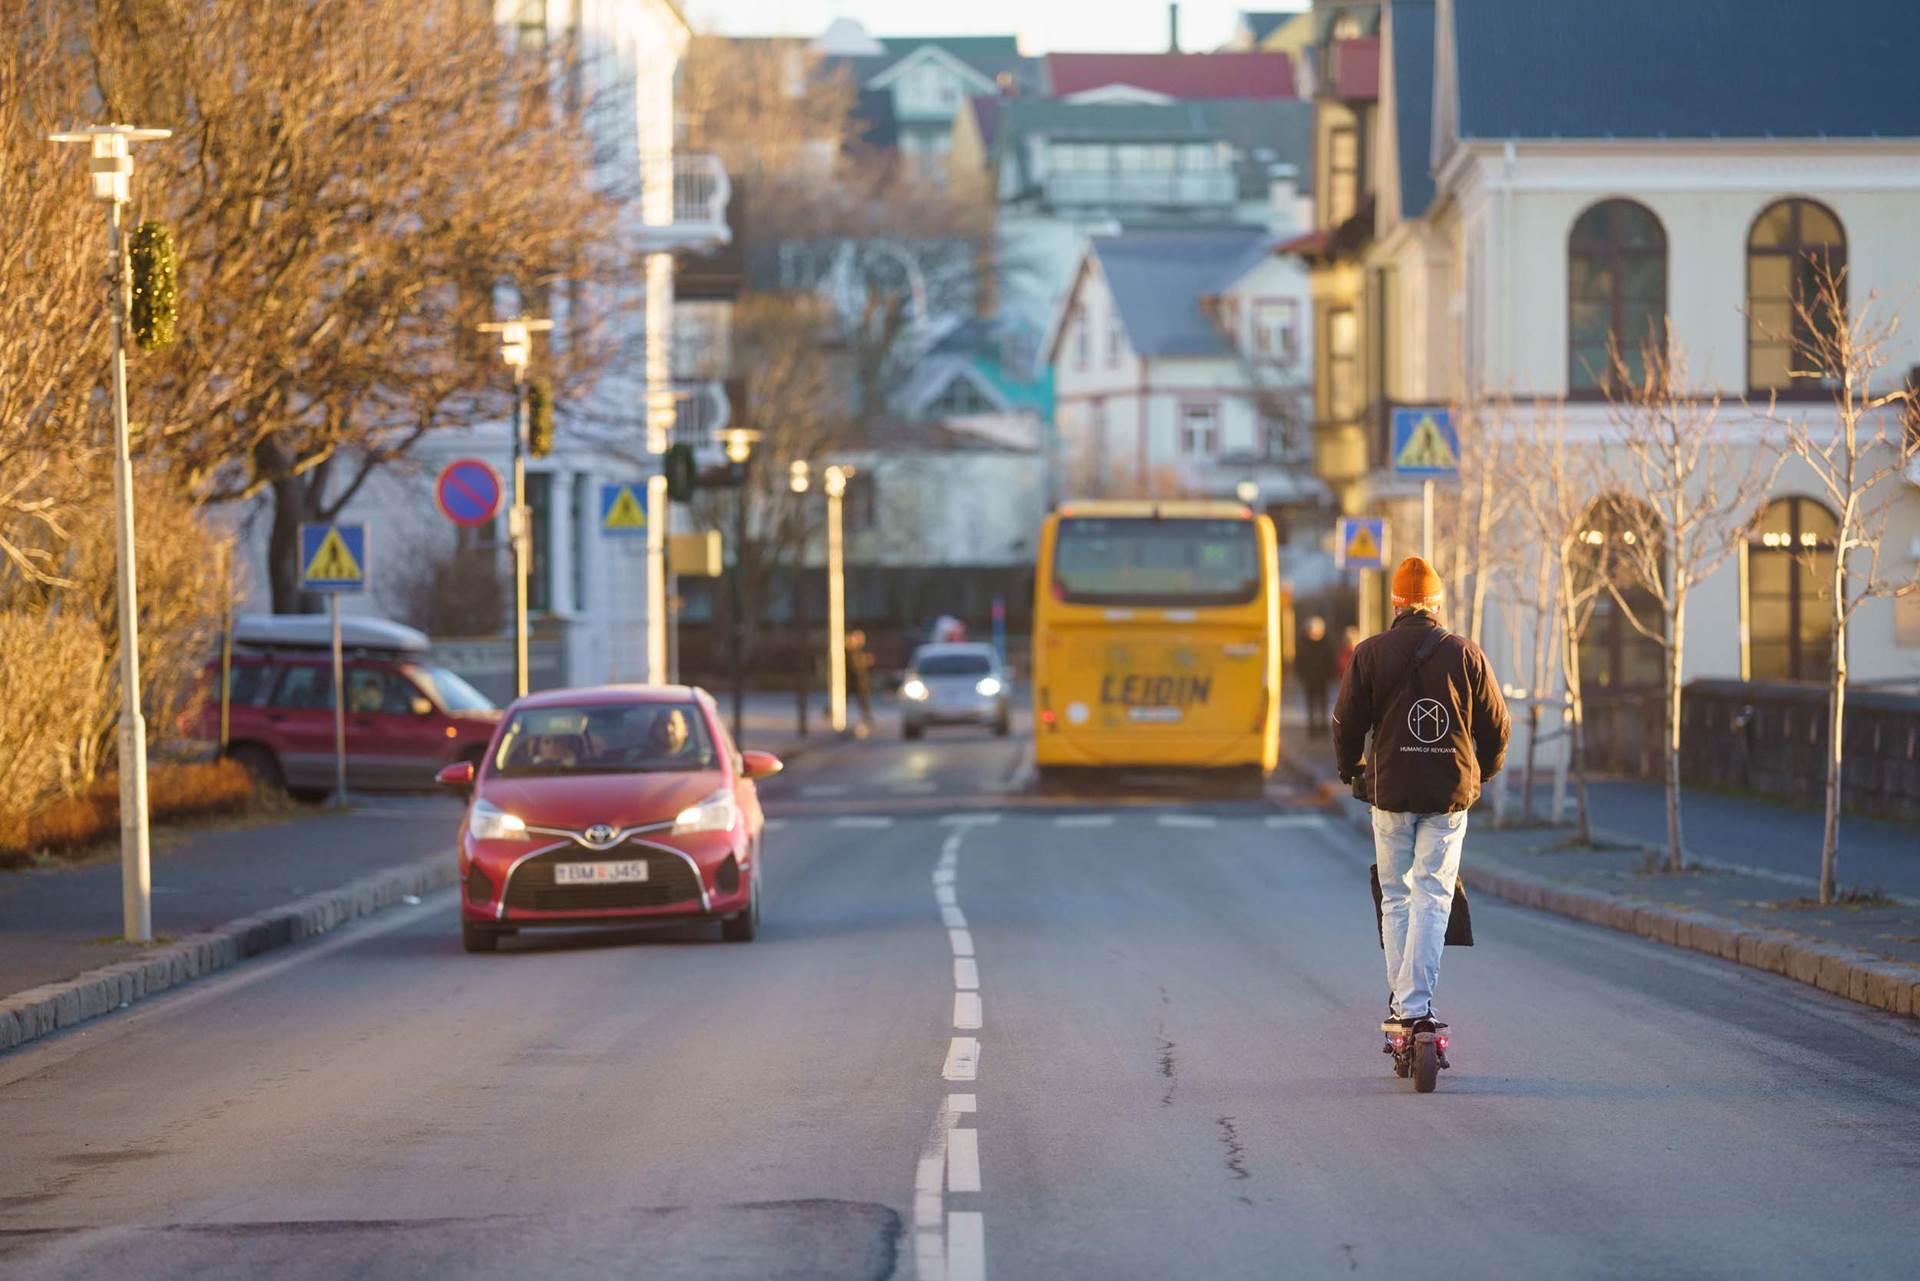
[{"x1": 231, "y1": 614, "x2": 431, "y2": 656}]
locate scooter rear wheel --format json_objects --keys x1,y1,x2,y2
[{"x1": 1413, "y1": 1037, "x2": 1439, "y2": 1093}]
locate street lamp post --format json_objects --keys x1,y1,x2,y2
[
  {"x1": 718, "y1": 428, "x2": 762, "y2": 743},
  {"x1": 478, "y1": 316, "x2": 551, "y2": 698},
  {"x1": 50, "y1": 123, "x2": 171, "y2": 945},
  {"x1": 788, "y1": 460, "x2": 854, "y2": 734}
]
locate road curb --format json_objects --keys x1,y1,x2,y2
[
  {"x1": 0, "y1": 853, "x2": 455, "y2": 1055},
  {"x1": 1300, "y1": 771, "x2": 1920, "y2": 1024}
]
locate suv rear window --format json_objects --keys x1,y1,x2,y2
[
  {"x1": 269, "y1": 665, "x2": 333, "y2": 710},
  {"x1": 1051, "y1": 517, "x2": 1261, "y2": 607}
]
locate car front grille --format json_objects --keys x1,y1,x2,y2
[{"x1": 502, "y1": 842, "x2": 704, "y2": 914}]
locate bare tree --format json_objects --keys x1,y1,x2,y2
[
  {"x1": 1759, "y1": 265, "x2": 1919, "y2": 903},
  {"x1": 1602, "y1": 339, "x2": 1779, "y2": 871}
]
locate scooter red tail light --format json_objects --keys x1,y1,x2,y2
[{"x1": 1436, "y1": 1035, "x2": 1449, "y2": 1050}]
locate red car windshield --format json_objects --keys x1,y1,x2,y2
[{"x1": 491, "y1": 702, "x2": 717, "y2": 777}]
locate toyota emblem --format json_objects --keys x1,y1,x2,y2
[{"x1": 584, "y1": 824, "x2": 618, "y2": 846}]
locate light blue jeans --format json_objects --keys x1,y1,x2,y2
[{"x1": 1372, "y1": 808, "x2": 1469, "y2": 1021}]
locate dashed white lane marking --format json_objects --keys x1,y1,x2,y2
[
  {"x1": 943, "y1": 1036, "x2": 981, "y2": 1081},
  {"x1": 947, "y1": 1127, "x2": 981, "y2": 1193},
  {"x1": 953, "y1": 991, "x2": 982, "y2": 1029},
  {"x1": 940, "y1": 905, "x2": 968, "y2": 929},
  {"x1": 940, "y1": 813, "x2": 1002, "y2": 826},
  {"x1": 1265, "y1": 813, "x2": 1330, "y2": 830},
  {"x1": 912, "y1": 1093, "x2": 975, "y2": 1281},
  {"x1": 948, "y1": 1211, "x2": 986, "y2": 1281},
  {"x1": 1054, "y1": 813, "x2": 1115, "y2": 828},
  {"x1": 801, "y1": 784, "x2": 850, "y2": 797},
  {"x1": 1157, "y1": 813, "x2": 1217, "y2": 828},
  {"x1": 763, "y1": 818, "x2": 790, "y2": 832},
  {"x1": 933, "y1": 867, "x2": 956, "y2": 886},
  {"x1": 935, "y1": 884, "x2": 958, "y2": 907},
  {"x1": 948, "y1": 929, "x2": 975, "y2": 957},
  {"x1": 890, "y1": 780, "x2": 940, "y2": 794},
  {"x1": 953, "y1": 958, "x2": 979, "y2": 990},
  {"x1": 831, "y1": 815, "x2": 896, "y2": 829}
]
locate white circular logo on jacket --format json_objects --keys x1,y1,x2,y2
[{"x1": 1408, "y1": 699, "x2": 1450, "y2": 743}]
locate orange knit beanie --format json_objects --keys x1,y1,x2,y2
[{"x1": 1390, "y1": 556, "x2": 1444, "y2": 609}]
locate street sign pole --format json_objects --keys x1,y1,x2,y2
[
  {"x1": 1423, "y1": 478, "x2": 1435, "y2": 563},
  {"x1": 329, "y1": 594, "x2": 347, "y2": 808},
  {"x1": 825, "y1": 466, "x2": 850, "y2": 734},
  {"x1": 511, "y1": 367, "x2": 530, "y2": 698},
  {"x1": 107, "y1": 197, "x2": 152, "y2": 944}
]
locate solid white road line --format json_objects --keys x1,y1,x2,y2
[
  {"x1": 801, "y1": 784, "x2": 850, "y2": 797},
  {"x1": 831, "y1": 815, "x2": 895, "y2": 829},
  {"x1": 940, "y1": 812, "x2": 1002, "y2": 826},
  {"x1": 953, "y1": 991, "x2": 982, "y2": 1030},
  {"x1": 940, "y1": 906, "x2": 968, "y2": 929},
  {"x1": 1158, "y1": 813, "x2": 1217, "y2": 828},
  {"x1": 948, "y1": 1211, "x2": 986, "y2": 1281},
  {"x1": 1265, "y1": 813, "x2": 1329, "y2": 830},
  {"x1": 891, "y1": 780, "x2": 940, "y2": 794},
  {"x1": 1054, "y1": 813, "x2": 1115, "y2": 828},
  {"x1": 953, "y1": 958, "x2": 979, "y2": 990},
  {"x1": 948, "y1": 928, "x2": 975, "y2": 957},
  {"x1": 947, "y1": 1127, "x2": 981, "y2": 1193},
  {"x1": 943, "y1": 1036, "x2": 981, "y2": 1081}
]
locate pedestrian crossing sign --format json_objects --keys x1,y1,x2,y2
[
  {"x1": 298, "y1": 522, "x2": 367, "y2": 593},
  {"x1": 1337, "y1": 516, "x2": 1387, "y2": 570},
  {"x1": 1390, "y1": 407, "x2": 1459, "y2": 476},
  {"x1": 600, "y1": 482, "x2": 648, "y2": 537}
]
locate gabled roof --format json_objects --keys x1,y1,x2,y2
[
  {"x1": 1386, "y1": 1, "x2": 1435, "y2": 217},
  {"x1": 1450, "y1": 0, "x2": 1920, "y2": 141},
  {"x1": 865, "y1": 35, "x2": 1041, "y2": 92},
  {"x1": 996, "y1": 99, "x2": 1315, "y2": 202},
  {"x1": 1238, "y1": 11, "x2": 1298, "y2": 46},
  {"x1": 1044, "y1": 52, "x2": 1298, "y2": 100},
  {"x1": 1081, "y1": 229, "x2": 1276, "y2": 360}
]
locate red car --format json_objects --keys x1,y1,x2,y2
[{"x1": 437, "y1": 685, "x2": 782, "y2": 953}]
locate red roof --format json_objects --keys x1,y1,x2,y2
[
  {"x1": 1327, "y1": 38, "x2": 1380, "y2": 102},
  {"x1": 1273, "y1": 228, "x2": 1330, "y2": 255},
  {"x1": 1045, "y1": 52, "x2": 1298, "y2": 101}
]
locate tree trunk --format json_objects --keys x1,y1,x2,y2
[
  {"x1": 1663, "y1": 594, "x2": 1684, "y2": 873},
  {"x1": 1819, "y1": 573, "x2": 1847, "y2": 905},
  {"x1": 266, "y1": 471, "x2": 323, "y2": 614},
  {"x1": 1520, "y1": 543, "x2": 1553, "y2": 822},
  {"x1": 1556, "y1": 558, "x2": 1592, "y2": 846}
]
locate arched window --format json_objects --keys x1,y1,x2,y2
[
  {"x1": 1574, "y1": 495, "x2": 1665, "y2": 690},
  {"x1": 1568, "y1": 200, "x2": 1667, "y2": 395},
  {"x1": 1748, "y1": 199, "x2": 1847, "y2": 394},
  {"x1": 1747, "y1": 496, "x2": 1837, "y2": 681}
]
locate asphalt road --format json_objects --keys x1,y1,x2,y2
[{"x1": 3, "y1": 719, "x2": 1918, "y2": 1280}]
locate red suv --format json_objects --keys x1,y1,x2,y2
[{"x1": 204, "y1": 615, "x2": 500, "y2": 795}]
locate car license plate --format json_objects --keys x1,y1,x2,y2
[
  {"x1": 554, "y1": 860, "x2": 648, "y2": 885},
  {"x1": 1128, "y1": 706, "x2": 1183, "y2": 723}
]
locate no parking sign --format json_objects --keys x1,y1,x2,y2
[{"x1": 435, "y1": 458, "x2": 504, "y2": 527}]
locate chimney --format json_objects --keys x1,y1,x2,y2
[{"x1": 1168, "y1": 2, "x2": 1181, "y2": 53}]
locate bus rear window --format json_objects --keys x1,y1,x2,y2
[{"x1": 1051, "y1": 518, "x2": 1260, "y2": 607}]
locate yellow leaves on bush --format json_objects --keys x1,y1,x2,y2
[{"x1": 0, "y1": 758, "x2": 256, "y2": 861}]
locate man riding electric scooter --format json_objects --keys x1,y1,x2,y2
[{"x1": 1332, "y1": 557, "x2": 1510, "y2": 1091}]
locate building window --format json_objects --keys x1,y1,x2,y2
[
  {"x1": 571, "y1": 473, "x2": 592, "y2": 614},
  {"x1": 1327, "y1": 307, "x2": 1359, "y2": 421},
  {"x1": 1326, "y1": 125, "x2": 1359, "y2": 225},
  {"x1": 1107, "y1": 310, "x2": 1125, "y2": 366},
  {"x1": 527, "y1": 472, "x2": 552, "y2": 613},
  {"x1": 1074, "y1": 308, "x2": 1091, "y2": 369},
  {"x1": 1253, "y1": 299, "x2": 1300, "y2": 365},
  {"x1": 1748, "y1": 199, "x2": 1848, "y2": 394},
  {"x1": 931, "y1": 373, "x2": 994, "y2": 418},
  {"x1": 1179, "y1": 402, "x2": 1220, "y2": 455},
  {"x1": 1568, "y1": 199, "x2": 1667, "y2": 395},
  {"x1": 1574, "y1": 495, "x2": 1664, "y2": 690},
  {"x1": 846, "y1": 472, "x2": 879, "y2": 532},
  {"x1": 1748, "y1": 496, "x2": 1837, "y2": 682}
]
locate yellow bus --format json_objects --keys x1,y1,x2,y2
[{"x1": 1031, "y1": 500, "x2": 1282, "y2": 788}]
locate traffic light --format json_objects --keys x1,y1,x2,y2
[
  {"x1": 527, "y1": 377, "x2": 555, "y2": 458},
  {"x1": 665, "y1": 442, "x2": 697, "y2": 502}
]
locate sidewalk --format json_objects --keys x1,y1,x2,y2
[
  {"x1": 1279, "y1": 708, "x2": 1920, "y2": 1019},
  {"x1": 0, "y1": 701, "x2": 819, "y2": 1010}
]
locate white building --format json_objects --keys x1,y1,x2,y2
[
  {"x1": 1361, "y1": 0, "x2": 1920, "y2": 686},
  {"x1": 1047, "y1": 227, "x2": 1335, "y2": 592}
]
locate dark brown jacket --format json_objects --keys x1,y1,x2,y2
[{"x1": 1332, "y1": 610, "x2": 1510, "y2": 814}]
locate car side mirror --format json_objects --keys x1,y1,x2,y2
[
  {"x1": 436, "y1": 761, "x2": 476, "y2": 788},
  {"x1": 411, "y1": 697, "x2": 435, "y2": 717},
  {"x1": 740, "y1": 750, "x2": 783, "y2": 781}
]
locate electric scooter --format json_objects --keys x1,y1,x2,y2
[{"x1": 1381, "y1": 1018, "x2": 1450, "y2": 1093}]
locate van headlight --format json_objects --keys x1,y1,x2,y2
[
  {"x1": 901, "y1": 678, "x2": 929, "y2": 701},
  {"x1": 975, "y1": 677, "x2": 1002, "y2": 697},
  {"x1": 469, "y1": 798, "x2": 528, "y2": 841},
  {"x1": 673, "y1": 788, "x2": 738, "y2": 835}
]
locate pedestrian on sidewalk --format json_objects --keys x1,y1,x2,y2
[
  {"x1": 1333, "y1": 556, "x2": 1509, "y2": 1035},
  {"x1": 1295, "y1": 615, "x2": 1335, "y2": 738},
  {"x1": 1335, "y1": 625, "x2": 1359, "y2": 685},
  {"x1": 845, "y1": 628, "x2": 876, "y2": 738}
]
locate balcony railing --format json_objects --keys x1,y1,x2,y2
[
  {"x1": 637, "y1": 152, "x2": 732, "y2": 250},
  {"x1": 1044, "y1": 170, "x2": 1237, "y2": 210},
  {"x1": 669, "y1": 379, "x2": 733, "y2": 448}
]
